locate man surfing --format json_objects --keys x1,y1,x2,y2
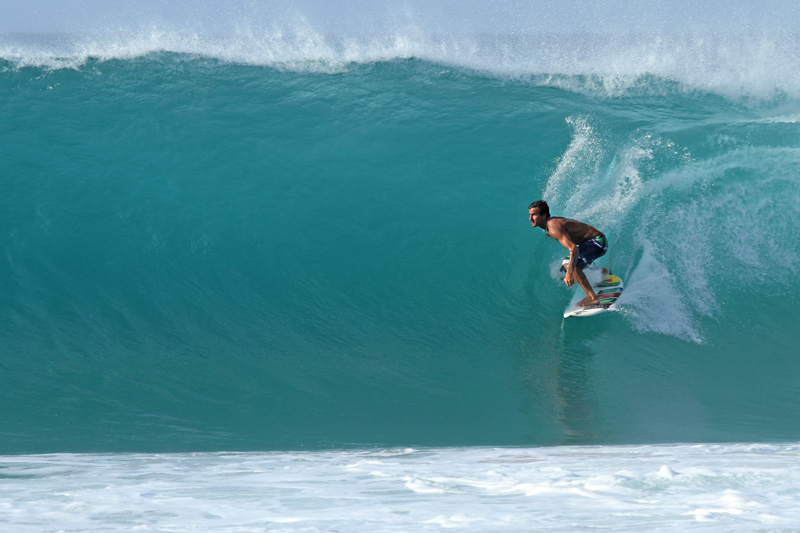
[{"x1": 528, "y1": 200, "x2": 608, "y2": 307}]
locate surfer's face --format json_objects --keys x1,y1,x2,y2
[{"x1": 529, "y1": 207, "x2": 545, "y2": 228}]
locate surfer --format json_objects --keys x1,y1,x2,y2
[{"x1": 528, "y1": 200, "x2": 608, "y2": 307}]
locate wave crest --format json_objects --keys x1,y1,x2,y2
[{"x1": 4, "y1": 30, "x2": 800, "y2": 99}]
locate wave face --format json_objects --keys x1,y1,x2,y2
[{"x1": 2, "y1": 33, "x2": 800, "y2": 452}]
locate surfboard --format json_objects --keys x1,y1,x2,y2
[{"x1": 563, "y1": 267, "x2": 624, "y2": 318}]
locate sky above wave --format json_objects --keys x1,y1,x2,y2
[{"x1": 4, "y1": 0, "x2": 799, "y2": 35}]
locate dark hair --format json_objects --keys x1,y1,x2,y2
[{"x1": 528, "y1": 200, "x2": 550, "y2": 217}]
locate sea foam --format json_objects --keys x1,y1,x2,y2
[
  {"x1": 2, "y1": 444, "x2": 800, "y2": 531},
  {"x1": 4, "y1": 30, "x2": 800, "y2": 100}
]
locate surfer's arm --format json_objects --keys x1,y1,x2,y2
[
  {"x1": 562, "y1": 244, "x2": 579, "y2": 287},
  {"x1": 550, "y1": 225, "x2": 579, "y2": 287}
]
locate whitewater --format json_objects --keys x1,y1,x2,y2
[
  {"x1": 4, "y1": 444, "x2": 800, "y2": 531},
  {"x1": 2, "y1": 25, "x2": 800, "y2": 530}
]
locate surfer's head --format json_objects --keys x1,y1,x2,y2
[{"x1": 528, "y1": 200, "x2": 549, "y2": 228}]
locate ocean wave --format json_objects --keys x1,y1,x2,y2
[
  {"x1": 4, "y1": 30, "x2": 800, "y2": 100},
  {"x1": 3, "y1": 36, "x2": 800, "y2": 450}
]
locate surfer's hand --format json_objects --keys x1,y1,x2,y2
[{"x1": 564, "y1": 273, "x2": 574, "y2": 287}]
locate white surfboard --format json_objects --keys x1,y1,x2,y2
[{"x1": 563, "y1": 267, "x2": 624, "y2": 318}]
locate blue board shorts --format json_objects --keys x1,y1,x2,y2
[{"x1": 560, "y1": 234, "x2": 608, "y2": 272}]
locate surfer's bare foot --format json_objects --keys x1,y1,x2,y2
[{"x1": 577, "y1": 295, "x2": 600, "y2": 307}]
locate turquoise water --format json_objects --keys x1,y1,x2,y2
[{"x1": 2, "y1": 33, "x2": 800, "y2": 453}]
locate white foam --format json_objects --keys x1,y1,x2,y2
[
  {"x1": 543, "y1": 116, "x2": 603, "y2": 210},
  {"x1": 542, "y1": 113, "x2": 800, "y2": 341},
  {"x1": 2, "y1": 443, "x2": 800, "y2": 532},
  {"x1": 621, "y1": 239, "x2": 703, "y2": 342},
  {"x1": 5, "y1": 30, "x2": 800, "y2": 99}
]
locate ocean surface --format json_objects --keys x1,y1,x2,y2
[
  {"x1": 2, "y1": 30, "x2": 800, "y2": 530},
  {"x1": 4, "y1": 444, "x2": 800, "y2": 531}
]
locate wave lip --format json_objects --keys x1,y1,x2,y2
[{"x1": 4, "y1": 30, "x2": 800, "y2": 99}]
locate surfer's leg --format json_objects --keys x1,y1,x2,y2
[{"x1": 574, "y1": 267, "x2": 599, "y2": 307}]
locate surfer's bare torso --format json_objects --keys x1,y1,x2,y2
[
  {"x1": 543, "y1": 217, "x2": 601, "y2": 247},
  {"x1": 528, "y1": 202, "x2": 606, "y2": 307}
]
